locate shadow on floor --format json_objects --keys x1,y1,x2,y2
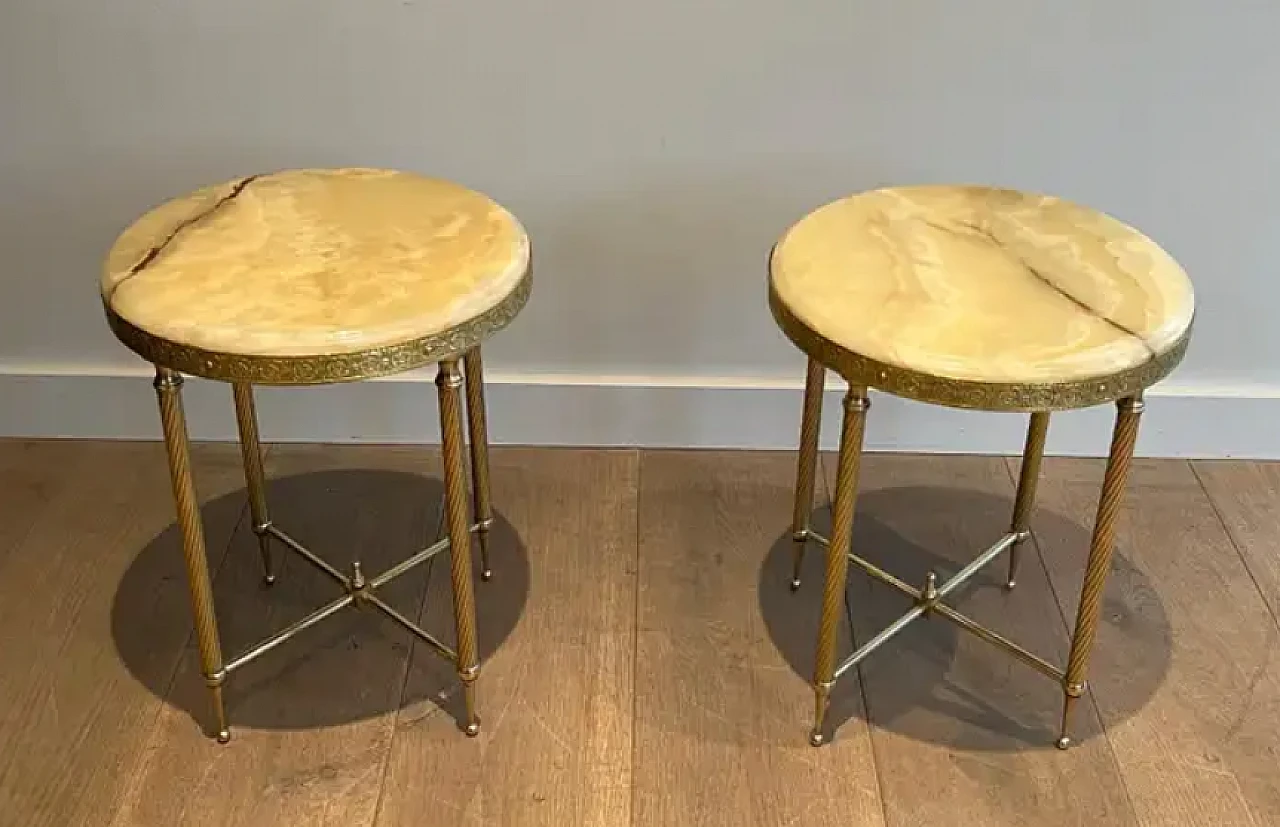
[
  {"x1": 759, "y1": 485, "x2": 1172, "y2": 751},
  {"x1": 111, "y1": 468, "x2": 529, "y2": 732}
]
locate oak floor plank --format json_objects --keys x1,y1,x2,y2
[
  {"x1": 819, "y1": 452, "x2": 1137, "y2": 827},
  {"x1": 0, "y1": 439, "x2": 88, "y2": 568},
  {"x1": 636, "y1": 450, "x2": 885, "y2": 827},
  {"x1": 7, "y1": 443, "x2": 1279, "y2": 827},
  {"x1": 374, "y1": 448, "x2": 638, "y2": 827},
  {"x1": 110, "y1": 444, "x2": 442, "y2": 827},
  {"x1": 1192, "y1": 460, "x2": 1280, "y2": 626},
  {"x1": 0, "y1": 441, "x2": 249, "y2": 827},
  {"x1": 1026, "y1": 457, "x2": 1280, "y2": 826}
]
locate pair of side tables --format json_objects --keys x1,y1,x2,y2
[{"x1": 100, "y1": 169, "x2": 1193, "y2": 750}]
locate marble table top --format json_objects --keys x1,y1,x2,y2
[
  {"x1": 103, "y1": 168, "x2": 529, "y2": 357},
  {"x1": 770, "y1": 186, "x2": 1194, "y2": 388}
]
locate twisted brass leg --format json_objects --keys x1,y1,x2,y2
[
  {"x1": 232, "y1": 383, "x2": 275, "y2": 585},
  {"x1": 155, "y1": 368, "x2": 230, "y2": 743},
  {"x1": 463, "y1": 348, "x2": 494, "y2": 582},
  {"x1": 811, "y1": 385, "x2": 869, "y2": 747},
  {"x1": 1007, "y1": 411, "x2": 1050, "y2": 589},
  {"x1": 438, "y1": 360, "x2": 481, "y2": 736},
  {"x1": 790, "y1": 358, "x2": 825, "y2": 590},
  {"x1": 1057, "y1": 395, "x2": 1143, "y2": 749}
]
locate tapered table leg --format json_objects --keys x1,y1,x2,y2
[
  {"x1": 463, "y1": 348, "x2": 494, "y2": 581},
  {"x1": 810, "y1": 385, "x2": 869, "y2": 746},
  {"x1": 789, "y1": 358, "x2": 825, "y2": 590},
  {"x1": 1057, "y1": 395, "x2": 1144, "y2": 749},
  {"x1": 155, "y1": 368, "x2": 230, "y2": 743},
  {"x1": 1007, "y1": 411, "x2": 1050, "y2": 589},
  {"x1": 438, "y1": 360, "x2": 482, "y2": 735},
  {"x1": 232, "y1": 383, "x2": 275, "y2": 585}
]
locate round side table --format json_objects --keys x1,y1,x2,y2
[
  {"x1": 101, "y1": 168, "x2": 531, "y2": 742},
  {"x1": 769, "y1": 185, "x2": 1193, "y2": 749}
]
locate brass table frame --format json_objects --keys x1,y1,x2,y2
[
  {"x1": 108, "y1": 267, "x2": 531, "y2": 744},
  {"x1": 771, "y1": 279, "x2": 1192, "y2": 750}
]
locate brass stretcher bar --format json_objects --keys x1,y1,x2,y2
[
  {"x1": 219, "y1": 523, "x2": 481, "y2": 680},
  {"x1": 807, "y1": 531, "x2": 1065, "y2": 685}
]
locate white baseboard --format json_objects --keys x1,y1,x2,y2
[{"x1": 1, "y1": 365, "x2": 1276, "y2": 458}]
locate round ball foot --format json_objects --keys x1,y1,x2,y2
[
  {"x1": 789, "y1": 579, "x2": 802, "y2": 592},
  {"x1": 1004, "y1": 579, "x2": 1016, "y2": 591},
  {"x1": 216, "y1": 729, "x2": 231, "y2": 744},
  {"x1": 480, "y1": 569, "x2": 493, "y2": 582},
  {"x1": 1055, "y1": 735, "x2": 1071, "y2": 750},
  {"x1": 464, "y1": 721, "x2": 481, "y2": 737},
  {"x1": 263, "y1": 574, "x2": 277, "y2": 587},
  {"x1": 809, "y1": 731, "x2": 825, "y2": 747}
]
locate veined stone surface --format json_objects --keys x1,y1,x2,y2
[
  {"x1": 103, "y1": 168, "x2": 529, "y2": 356},
  {"x1": 771, "y1": 186, "x2": 1194, "y2": 383}
]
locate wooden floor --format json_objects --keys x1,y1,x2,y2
[{"x1": 1, "y1": 441, "x2": 1278, "y2": 826}]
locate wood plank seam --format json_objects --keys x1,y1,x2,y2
[
  {"x1": 1188, "y1": 462, "x2": 1280, "y2": 634},
  {"x1": 630, "y1": 448, "x2": 642, "y2": 827},
  {"x1": 107, "y1": 444, "x2": 255, "y2": 826},
  {"x1": 371, "y1": 490, "x2": 447, "y2": 826},
  {"x1": 999, "y1": 456, "x2": 1142, "y2": 816},
  {"x1": 821, "y1": 450, "x2": 892, "y2": 827}
]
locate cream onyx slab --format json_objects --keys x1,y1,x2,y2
[
  {"x1": 103, "y1": 168, "x2": 529, "y2": 360},
  {"x1": 770, "y1": 185, "x2": 1192, "y2": 410}
]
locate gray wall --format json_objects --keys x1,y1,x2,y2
[{"x1": 1, "y1": 2, "x2": 1275, "y2": 451}]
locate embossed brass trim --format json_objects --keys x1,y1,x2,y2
[
  {"x1": 105, "y1": 263, "x2": 531, "y2": 385},
  {"x1": 768, "y1": 271, "x2": 1191, "y2": 413}
]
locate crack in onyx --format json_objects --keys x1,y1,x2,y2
[
  {"x1": 922, "y1": 216, "x2": 1156, "y2": 357},
  {"x1": 1021, "y1": 261, "x2": 1155, "y2": 357},
  {"x1": 125, "y1": 174, "x2": 262, "y2": 278}
]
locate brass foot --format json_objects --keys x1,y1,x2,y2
[
  {"x1": 789, "y1": 530, "x2": 808, "y2": 591},
  {"x1": 461, "y1": 677, "x2": 480, "y2": 736},
  {"x1": 257, "y1": 534, "x2": 276, "y2": 587},
  {"x1": 1056, "y1": 681, "x2": 1086, "y2": 750},
  {"x1": 207, "y1": 679, "x2": 229, "y2": 744},
  {"x1": 1004, "y1": 532, "x2": 1030, "y2": 590},
  {"x1": 478, "y1": 531, "x2": 493, "y2": 581},
  {"x1": 809, "y1": 681, "x2": 832, "y2": 748}
]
